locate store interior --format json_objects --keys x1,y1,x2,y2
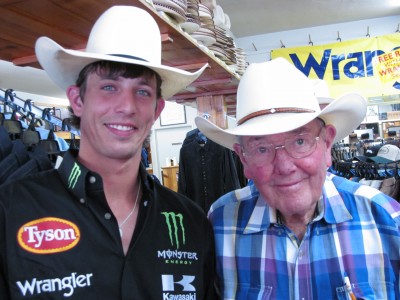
[{"x1": 1, "y1": 0, "x2": 400, "y2": 202}]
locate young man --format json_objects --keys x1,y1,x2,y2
[
  {"x1": 196, "y1": 58, "x2": 400, "y2": 299},
  {"x1": 0, "y1": 6, "x2": 217, "y2": 299}
]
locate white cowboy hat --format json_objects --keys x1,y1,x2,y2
[
  {"x1": 35, "y1": 6, "x2": 208, "y2": 100},
  {"x1": 195, "y1": 57, "x2": 367, "y2": 150},
  {"x1": 311, "y1": 78, "x2": 334, "y2": 105}
]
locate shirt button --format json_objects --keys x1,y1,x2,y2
[
  {"x1": 104, "y1": 213, "x2": 112, "y2": 220},
  {"x1": 79, "y1": 198, "x2": 85, "y2": 204},
  {"x1": 89, "y1": 176, "x2": 96, "y2": 184}
]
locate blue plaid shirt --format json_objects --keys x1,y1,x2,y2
[{"x1": 208, "y1": 173, "x2": 400, "y2": 300}]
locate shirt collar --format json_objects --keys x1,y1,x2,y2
[
  {"x1": 57, "y1": 150, "x2": 93, "y2": 203},
  {"x1": 56, "y1": 150, "x2": 153, "y2": 204},
  {"x1": 242, "y1": 175, "x2": 352, "y2": 234},
  {"x1": 242, "y1": 192, "x2": 270, "y2": 234},
  {"x1": 322, "y1": 173, "x2": 353, "y2": 223}
]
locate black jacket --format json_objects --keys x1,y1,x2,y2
[
  {"x1": 178, "y1": 129, "x2": 241, "y2": 213},
  {"x1": 0, "y1": 151, "x2": 217, "y2": 299}
]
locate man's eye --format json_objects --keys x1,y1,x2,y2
[
  {"x1": 295, "y1": 138, "x2": 305, "y2": 146},
  {"x1": 137, "y1": 89, "x2": 151, "y2": 97},
  {"x1": 102, "y1": 85, "x2": 115, "y2": 91},
  {"x1": 257, "y1": 146, "x2": 269, "y2": 154}
]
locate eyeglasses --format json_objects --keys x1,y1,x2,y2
[{"x1": 242, "y1": 128, "x2": 324, "y2": 164}]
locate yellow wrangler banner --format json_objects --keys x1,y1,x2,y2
[
  {"x1": 374, "y1": 49, "x2": 400, "y2": 84},
  {"x1": 271, "y1": 33, "x2": 400, "y2": 101}
]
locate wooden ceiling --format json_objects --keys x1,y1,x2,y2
[{"x1": 0, "y1": 0, "x2": 239, "y2": 115}]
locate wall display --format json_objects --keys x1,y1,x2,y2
[{"x1": 159, "y1": 102, "x2": 187, "y2": 126}]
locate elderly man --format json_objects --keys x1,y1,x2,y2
[{"x1": 196, "y1": 58, "x2": 400, "y2": 299}]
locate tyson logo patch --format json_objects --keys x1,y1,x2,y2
[{"x1": 17, "y1": 217, "x2": 80, "y2": 254}]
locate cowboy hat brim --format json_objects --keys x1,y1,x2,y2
[
  {"x1": 35, "y1": 37, "x2": 208, "y2": 100},
  {"x1": 195, "y1": 92, "x2": 367, "y2": 150}
]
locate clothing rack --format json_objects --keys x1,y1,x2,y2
[
  {"x1": 332, "y1": 160, "x2": 399, "y2": 180},
  {"x1": 332, "y1": 138, "x2": 400, "y2": 163},
  {"x1": 0, "y1": 88, "x2": 79, "y2": 136}
]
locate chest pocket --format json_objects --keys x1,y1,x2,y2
[
  {"x1": 227, "y1": 282, "x2": 273, "y2": 300},
  {"x1": 336, "y1": 281, "x2": 396, "y2": 300}
]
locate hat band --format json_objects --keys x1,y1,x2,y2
[
  {"x1": 237, "y1": 107, "x2": 316, "y2": 125},
  {"x1": 110, "y1": 54, "x2": 148, "y2": 62}
]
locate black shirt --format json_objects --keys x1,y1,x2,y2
[
  {"x1": 178, "y1": 131, "x2": 241, "y2": 213},
  {"x1": 0, "y1": 151, "x2": 217, "y2": 299}
]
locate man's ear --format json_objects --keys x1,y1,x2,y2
[
  {"x1": 324, "y1": 124, "x2": 337, "y2": 149},
  {"x1": 323, "y1": 124, "x2": 336, "y2": 167},
  {"x1": 67, "y1": 86, "x2": 83, "y2": 117},
  {"x1": 233, "y1": 142, "x2": 255, "y2": 180},
  {"x1": 233, "y1": 143, "x2": 246, "y2": 164},
  {"x1": 154, "y1": 99, "x2": 165, "y2": 120}
]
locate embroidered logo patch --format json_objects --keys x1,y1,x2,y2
[
  {"x1": 68, "y1": 163, "x2": 81, "y2": 189},
  {"x1": 17, "y1": 217, "x2": 81, "y2": 254},
  {"x1": 161, "y1": 212, "x2": 185, "y2": 249}
]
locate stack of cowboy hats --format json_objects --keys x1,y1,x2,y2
[
  {"x1": 153, "y1": 0, "x2": 188, "y2": 24},
  {"x1": 180, "y1": 0, "x2": 201, "y2": 33},
  {"x1": 233, "y1": 47, "x2": 247, "y2": 76},
  {"x1": 154, "y1": 0, "x2": 248, "y2": 75},
  {"x1": 208, "y1": 26, "x2": 234, "y2": 62},
  {"x1": 206, "y1": 4, "x2": 247, "y2": 75},
  {"x1": 190, "y1": 3, "x2": 217, "y2": 46},
  {"x1": 200, "y1": 0, "x2": 216, "y2": 10}
]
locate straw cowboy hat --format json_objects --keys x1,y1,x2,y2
[
  {"x1": 35, "y1": 6, "x2": 208, "y2": 100},
  {"x1": 195, "y1": 57, "x2": 367, "y2": 150}
]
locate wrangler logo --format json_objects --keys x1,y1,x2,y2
[{"x1": 18, "y1": 217, "x2": 80, "y2": 254}]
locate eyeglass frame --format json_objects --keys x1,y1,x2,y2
[{"x1": 240, "y1": 125, "x2": 326, "y2": 164}]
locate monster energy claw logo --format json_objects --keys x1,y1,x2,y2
[
  {"x1": 161, "y1": 212, "x2": 185, "y2": 249},
  {"x1": 68, "y1": 163, "x2": 81, "y2": 189}
]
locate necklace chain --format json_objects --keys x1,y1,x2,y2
[{"x1": 118, "y1": 177, "x2": 141, "y2": 237}]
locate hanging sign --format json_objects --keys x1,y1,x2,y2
[
  {"x1": 373, "y1": 49, "x2": 400, "y2": 86},
  {"x1": 271, "y1": 33, "x2": 400, "y2": 100}
]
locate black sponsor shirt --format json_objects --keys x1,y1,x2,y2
[{"x1": 0, "y1": 151, "x2": 217, "y2": 299}]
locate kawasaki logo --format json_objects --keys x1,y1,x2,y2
[
  {"x1": 161, "y1": 212, "x2": 185, "y2": 249},
  {"x1": 68, "y1": 163, "x2": 81, "y2": 189},
  {"x1": 162, "y1": 274, "x2": 195, "y2": 291},
  {"x1": 162, "y1": 274, "x2": 196, "y2": 300}
]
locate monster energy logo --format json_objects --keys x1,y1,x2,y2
[
  {"x1": 161, "y1": 212, "x2": 185, "y2": 249},
  {"x1": 68, "y1": 163, "x2": 81, "y2": 189}
]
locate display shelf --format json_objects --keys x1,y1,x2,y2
[
  {"x1": 360, "y1": 118, "x2": 400, "y2": 139},
  {"x1": 136, "y1": 0, "x2": 240, "y2": 102},
  {"x1": 161, "y1": 165, "x2": 179, "y2": 192}
]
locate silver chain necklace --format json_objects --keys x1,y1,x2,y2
[{"x1": 118, "y1": 177, "x2": 141, "y2": 237}]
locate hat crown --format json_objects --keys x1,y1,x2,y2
[
  {"x1": 86, "y1": 6, "x2": 161, "y2": 64},
  {"x1": 236, "y1": 58, "x2": 321, "y2": 123},
  {"x1": 378, "y1": 144, "x2": 400, "y2": 160},
  {"x1": 311, "y1": 79, "x2": 334, "y2": 105}
]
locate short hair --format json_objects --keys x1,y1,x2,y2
[{"x1": 68, "y1": 61, "x2": 162, "y2": 129}]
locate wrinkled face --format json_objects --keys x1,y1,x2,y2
[
  {"x1": 234, "y1": 119, "x2": 336, "y2": 218},
  {"x1": 67, "y1": 70, "x2": 164, "y2": 163}
]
